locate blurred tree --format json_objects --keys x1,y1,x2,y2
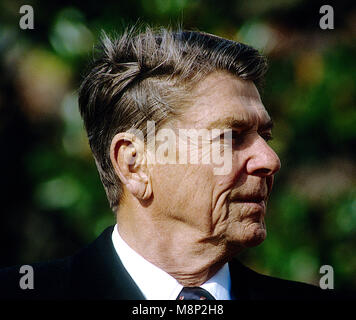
[{"x1": 0, "y1": 0, "x2": 355, "y2": 291}]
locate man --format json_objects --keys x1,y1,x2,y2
[{"x1": 0, "y1": 27, "x2": 333, "y2": 300}]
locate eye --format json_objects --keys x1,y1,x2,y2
[
  {"x1": 220, "y1": 131, "x2": 241, "y2": 146},
  {"x1": 260, "y1": 132, "x2": 273, "y2": 142},
  {"x1": 231, "y1": 131, "x2": 242, "y2": 145}
]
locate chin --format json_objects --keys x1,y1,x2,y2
[
  {"x1": 243, "y1": 229, "x2": 267, "y2": 247},
  {"x1": 228, "y1": 222, "x2": 267, "y2": 248}
]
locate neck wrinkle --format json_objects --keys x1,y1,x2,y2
[{"x1": 116, "y1": 201, "x2": 241, "y2": 287}]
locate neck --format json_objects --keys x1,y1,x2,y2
[{"x1": 116, "y1": 202, "x2": 241, "y2": 286}]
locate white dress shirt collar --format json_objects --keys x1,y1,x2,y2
[{"x1": 111, "y1": 224, "x2": 231, "y2": 300}]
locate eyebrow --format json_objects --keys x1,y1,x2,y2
[{"x1": 207, "y1": 116, "x2": 274, "y2": 131}]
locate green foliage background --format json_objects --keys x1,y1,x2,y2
[{"x1": 0, "y1": 0, "x2": 355, "y2": 291}]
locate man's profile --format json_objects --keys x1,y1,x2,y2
[{"x1": 0, "y1": 27, "x2": 335, "y2": 300}]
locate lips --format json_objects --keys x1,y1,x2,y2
[
  {"x1": 230, "y1": 194, "x2": 268, "y2": 214},
  {"x1": 230, "y1": 195, "x2": 266, "y2": 203}
]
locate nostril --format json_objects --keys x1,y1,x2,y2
[{"x1": 253, "y1": 168, "x2": 271, "y2": 176}]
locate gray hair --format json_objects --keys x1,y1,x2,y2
[{"x1": 78, "y1": 26, "x2": 267, "y2": 212}]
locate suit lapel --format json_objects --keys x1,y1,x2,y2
[
  {"x1": 228, "y1": 258, "x2": 252, "y2": 300},
  {"x1": 69, "y1": 225, "x2": 145, "y2": 300}
]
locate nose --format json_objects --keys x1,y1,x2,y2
[{"x1": 245, "y1": 137, "x2": 281, "y2": 177}]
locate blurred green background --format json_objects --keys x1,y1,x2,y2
[{"x1": 0, "y1": 0, "x2": 355, "y2": 291}]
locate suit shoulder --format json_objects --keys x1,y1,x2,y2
[
  {"x1": 0, "y1": 226, "x2": 117, "y2": 300},
  {"x1": 0, "y1": 257, "x2": 71, "y2": 300},
  {"x1": 230, "y1": 259, "x2": 336, "y2": 300}
]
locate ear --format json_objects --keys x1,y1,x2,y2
[{"x1": 110, "y1": 132, "x2": 152, "y2": 200}]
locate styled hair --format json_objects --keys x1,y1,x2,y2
[{"x1": 78, "y1": 26, "x2": 267, "y2": 212}]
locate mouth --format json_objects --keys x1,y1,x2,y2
[
  {"x1": 230, "y1": 195, "x2": 267, "y2": 210},
  {"x1": 231, "y1": 194, "x2": 266, "y2": 203}
]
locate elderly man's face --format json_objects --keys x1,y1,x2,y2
[{"x1": 150, "y1": 71, "x2": 281, "y2": 249}]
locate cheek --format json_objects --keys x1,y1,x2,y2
[
  {"x1": 152, "y1": 164, "x2": 214, "y2": 214},
  {"x1": 210, "y1": 154, "x2": 247, "y2": 223},
  {"x1": 175, "y1": 165, "x2": 217, "y2": 232},
  {"x1": 214, "y1": 152, "x2": 246, "y2": 192},
  {"x1": 151, "y1": 165, "x2": 189, "y2": 211}
]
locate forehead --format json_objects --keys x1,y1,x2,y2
[{"x1": 179, "y1": 71, "x2": 271, "y2": 129}]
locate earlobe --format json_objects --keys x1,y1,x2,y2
[
  {"x1": 141, "y1": 176, "x2": 152, "y2": 200},
  {"x1": 110, "y1": 132, "x2": 152, "y2": 200},
  {"x1": 126, "y1": 175, "x2": 152, "y2": 200}
]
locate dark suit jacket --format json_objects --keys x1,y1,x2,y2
[{"x1": 0, "y1": 225, "x2": 337, "y2": 300}]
